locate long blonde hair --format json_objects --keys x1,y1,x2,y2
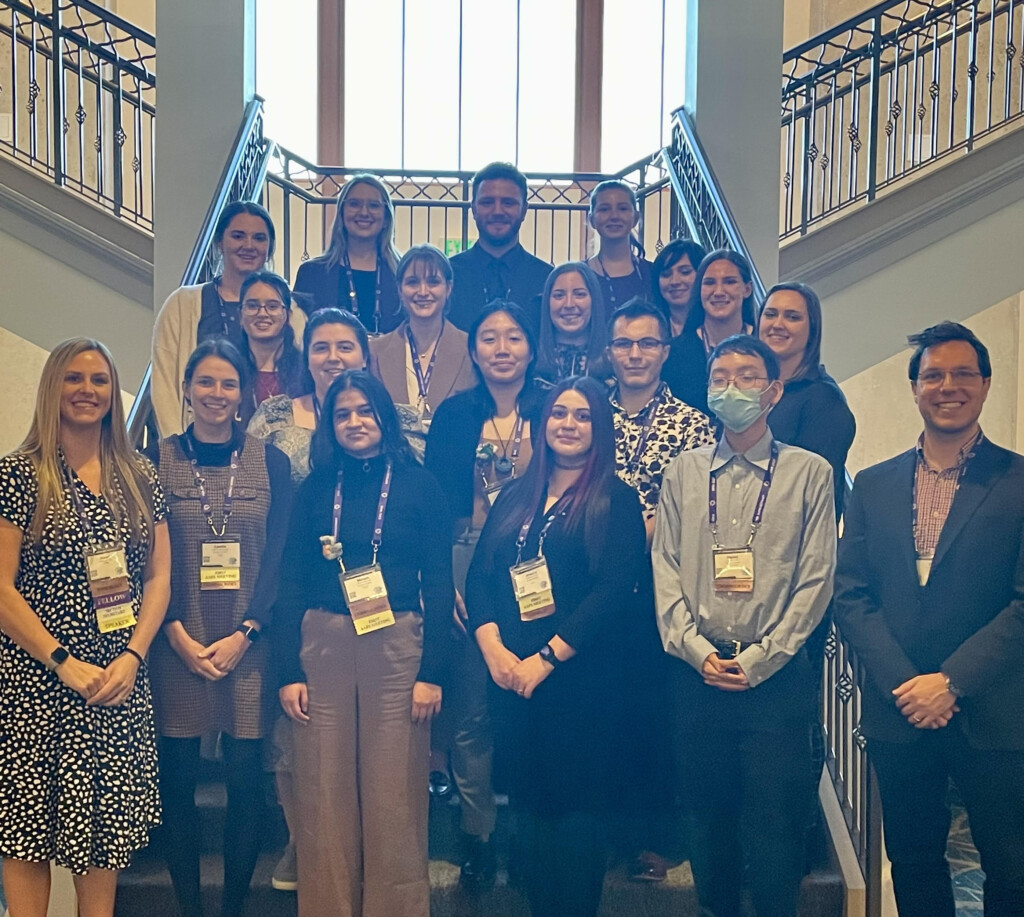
[
  {"x1": 323, "y1": 174, "x2": 401, "y2": 273},
  {"x1": 19, "y1": 339, "x2": 157, "y2": 545}
]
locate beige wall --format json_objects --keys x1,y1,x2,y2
[{"x1": 840, "y1": 295, "x2": 1023, "y2": 477}]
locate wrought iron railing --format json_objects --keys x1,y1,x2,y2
[
  {"x1": 781, "y1": 0, "x2": 1024, "y2": 238},
  {"x1": 261, "y1": 147, "x2": 675, "y2": 286},
  {"x1": 658, "y1": 107, "x2": 768, "y2": 306},
  {"x1": 0, "y1": 0, "x2": 156, "y2": 228},
  {"x1": 126, "y1": 98, "x2": 270, "y2": 447}
]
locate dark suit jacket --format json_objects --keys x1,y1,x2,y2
[
  {"x1": 369, "y1": 321, "x2": 477, "y2": 410},
  {"x1": 834, "y1": 438, "x2": 1024, "y2": 749},
  {"x1": 292, "y1": 254, "x2": 402, "y2": 333}
]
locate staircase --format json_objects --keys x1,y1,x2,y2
[{"x1": 112, "y1": 781, "x2": 843, "y2": 917}]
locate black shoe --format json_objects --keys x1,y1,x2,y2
[{"x1": 459, "y1": 833, "x2": 496, "y2": 890}]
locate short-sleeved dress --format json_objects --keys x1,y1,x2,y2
[{"x1": 0, "y1": 452, "x2": 166, "y2": 874}]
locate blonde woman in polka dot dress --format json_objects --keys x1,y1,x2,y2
[{"x1": 0, "y1": 339, "x2": 171, "y2": 917}]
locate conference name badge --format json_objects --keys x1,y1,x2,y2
[
  {"x1": 713, "y1": 547, "x2": 755, "y2": 593},
  {"x1": 84, "y1": 542, "x2": 136, "y2": 633},
  {"x1": 200, "y1": 539, "x2": 242, "y2": 591},
  {"x1": 510, "y1": 557, "x2": 556, "y2": 621},
  {"x1": 340, "y1": 563, "x2": 395, "y2": 635}
]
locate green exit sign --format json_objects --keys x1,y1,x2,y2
[{"x1": 444, "y1": 239, "x2": 464, "y2": 256}]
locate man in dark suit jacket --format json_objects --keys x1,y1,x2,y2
[
  {"x1": 448, "y1": 162, "x2": 551, "y2": 334},
  {"x1": 834, "y1": 321, "x2": 1024, "y2": 917}
]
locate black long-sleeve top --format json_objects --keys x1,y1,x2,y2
[
  {"x1": 660, "y1": 328, "x2": 711, "y2": 416},
  {"x1": 144, "y1": 425, "x2": 292, "y2": 627},
  {"x1": 424, "y1": 380, "x2": 548, "y2": 526},
  {"x1": 465, "y1": 476, "x2": 646, "y2": 657},
  {"x1": 768, "y1": 365, "x2": 856, "y2": 519},
  {"x1": 274, "y1": 452, "x2": 455, "y2": 688}
]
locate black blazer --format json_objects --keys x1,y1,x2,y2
[
  {"x1": 834, "y1": 438, "x2": 1024, "y2": 748},
  {"x1": 292, "y1": 255, "x2": 403, "y2": 333}
]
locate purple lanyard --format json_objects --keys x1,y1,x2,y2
[
  {"x1": 624, "y1": 383, "x2": 667, "y2": 473},
  {"x1": 182, "y1": 436, "x2": 239, "y2": 538},
  {"x1": 344, "y1": 256, "x2": 383, "y2": 334},
  {"x1": 708, "y1": 441, "x2": 778, "y2": 548},
  {"x1": 515, "y1": 492, "x2": 574, "y2": 563},
  {"x1": 332, "y1": 460, "x2": 393, "y2": 565},
  {"x1": 406, "y1": 322, "x2": 445, "y2": 401}
]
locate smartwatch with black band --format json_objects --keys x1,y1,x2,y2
[
  {"x1": 539, "y1": 643, "x2": 561, "y2": 668},
  {"x1": 235, "y1": 623, "x2": 261, "y2": 644}
]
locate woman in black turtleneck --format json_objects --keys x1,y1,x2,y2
[
  {"x1": 275, "y1": 370, "x2": 454, "y2": 917},
  {"x1": 144, "y1": 339, "x2": 292, "y2": 917}
]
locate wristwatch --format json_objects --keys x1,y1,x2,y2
[
  {"x1": 47, "y1": 646, "x2": 70, "y2": 671},
  {"x1": 235, "y1": 623, "x2": 261, "y2": 644},
  {"x1": 538, "y1": 643, "x2": 561, "y2": 668},
  {"x1": 943, "y1": 673, "x2": 963, "y2": 698}
]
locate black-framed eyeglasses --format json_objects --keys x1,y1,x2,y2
[
  {"x1": 708, "y1": 373, "x2": 768, "y2": 393},
  {"x1": 609, "y1": 337, "x2": 666, "y2": 354},
  {"x1": 242, "y1": 300, "x2": 286, "y2": 315},
  {"x1": 916, "y1": 369, "x2": 984, "y2": 388}
]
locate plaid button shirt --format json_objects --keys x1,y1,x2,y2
[{"x1": 913, "y1": 429, "x2": 983, "y2": 557}]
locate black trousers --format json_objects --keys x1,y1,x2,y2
[
  {"x1": 515, "y1": 807, "x2": 609, "y2": 917},
  {"x1": 159, "y1": 735, "x2": 266, "y2": 917},
  {"x1": 869, "y1": 728, "x2": 1024, "y2": 917},
  {"x1": 668, "y1": 659, "x2": 818, "y2": 917}
]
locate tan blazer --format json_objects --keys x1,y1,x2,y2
[{"x1": 370, "y1": 320, "x2": 477, "y2": 411}]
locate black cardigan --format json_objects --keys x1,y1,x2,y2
[
  {"x1": 660, "y1": 328, "x2": 710, "y2": 416},
  {"x1": 424, "y1": 380, "x2": 548, "y2": 526},
  {"x1": 768, "y1": 365, "x2": 856, "y2": 519},
  {"x1": 292, "y1": 254, "x2": 403, "y2": 334},
  {"x1": 273, "y1": 452, "x2": 455, "y2": 687}
]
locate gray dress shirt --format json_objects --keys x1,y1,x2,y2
[{"x1": 651, "y1": 428, "x2": 837, "y2": 687}]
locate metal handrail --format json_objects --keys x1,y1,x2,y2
[
  {"x1": 780, "y1": 0, "x2": 1024, "y2": 237},
  {"x1": 658, "y1": 107, "x2": 768, "y2": 305},
  {"x1": 126, "y1": 98, "x2": 270, "y2": 446}
]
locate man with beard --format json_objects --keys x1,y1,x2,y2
[{"x1": 449, "y1": 162, "x2": 552, "y2": 333}]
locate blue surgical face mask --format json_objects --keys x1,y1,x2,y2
[{"x1": 707, "y1": 383, "x2": 772, "y2": 433}]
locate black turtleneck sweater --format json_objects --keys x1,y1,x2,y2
[{"x1": 274, "y1": 452, "x2": 455, "y2": 688}]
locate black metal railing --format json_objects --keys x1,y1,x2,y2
[
  {"x1": 261, "y1": 147, "x2": 675, "y2": 286},
  {"x1": 0, "y1": 0, "x2": 156, "y2": 228},
  {"x1": 781, "y1": 0, "x2": 1024, "y2": 238},
  {"x1": 659, "y1": 107, "x2": 768, "y2": 305},
  {"x1": 126, "y1": 98, "x2": 270, "y2": 447}
]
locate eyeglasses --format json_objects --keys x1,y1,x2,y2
[
  {"x1": 916, "y1": 369, "x2": 984, "y2": 388},
  {"x1": 242, "y1": 300, "x2": 286, "y2": 315},
  {"x1": 343, "y1": 199, "x2": 384, "y2": 213},
  {"x1": 609, "y1": 337, "x2": 666, "y2": 354},
  {"x1": 708, "y1": 373, "x2": 768, "y2": 393},
  {"x1": 549, "y1": 405, "x2": 593, "y2": 423}
]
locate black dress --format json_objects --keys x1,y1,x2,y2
[
  {"x1": 465, "y1": 476, "x2": 646, "y2": 815},
  {"x1": 768, "y1": 365, "x2": 856, "y2": 519}
]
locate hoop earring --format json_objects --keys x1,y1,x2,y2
[{"x1": 234, "y1": 411, "x2": 242, "y2": 423}]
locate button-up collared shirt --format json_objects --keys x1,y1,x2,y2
[
  {"x1": 448, "y1": 241, "x2": 552, "y2": 333},
  {"x1": 651, "y1": 428, "x2": 837, "y2": 686},
  {"x1": 611, "y1": 384, "x2": 714, "y2": 521},
  {"x1": 913, "y1": 429, "x2": 984, "y2": 557}
]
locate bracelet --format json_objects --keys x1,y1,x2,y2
[{"x1": 123, "y1": 647, "x2": 145, "y2": 666}]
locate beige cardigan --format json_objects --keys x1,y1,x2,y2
[{"x1": 151, "y1": 283, "x2": 305, "y2": 436}]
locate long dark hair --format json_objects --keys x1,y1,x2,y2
[
  {"x1": 467, "y1": 299, "x2": 538, "y2": 397},
  {"x1": 650, "y1": 238, "x2": 706, "y2": 322},
  {"x1": 682, "y1": 249, "x2": 758, "y2": 335},
  {"x1": 760, "y1": 281, "x2": 823, "y2": 382},
  {"x1": 535, "y1": 262, "x2": 611, "y2": 382},
  {"x1": 485, "y1": 376, "x2": 615, "y2": 573},
  {"x1": 309, "y1": 370, "x2": 413, "y2": 471},
  {"x1": 240, "y1": 270, "x2": 303, "y2": 395}
]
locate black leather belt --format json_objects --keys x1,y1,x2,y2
[{"x1": 711, "y1": 640, "x2": 754, "y2": 660}]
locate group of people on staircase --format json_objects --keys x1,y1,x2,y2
[{"x1": 0, "y1": 159, "x2": 1021, "y2": 917}]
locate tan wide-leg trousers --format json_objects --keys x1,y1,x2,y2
[{"x1": 294, "y1": 610, "x2": 430, "y2": 917}]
